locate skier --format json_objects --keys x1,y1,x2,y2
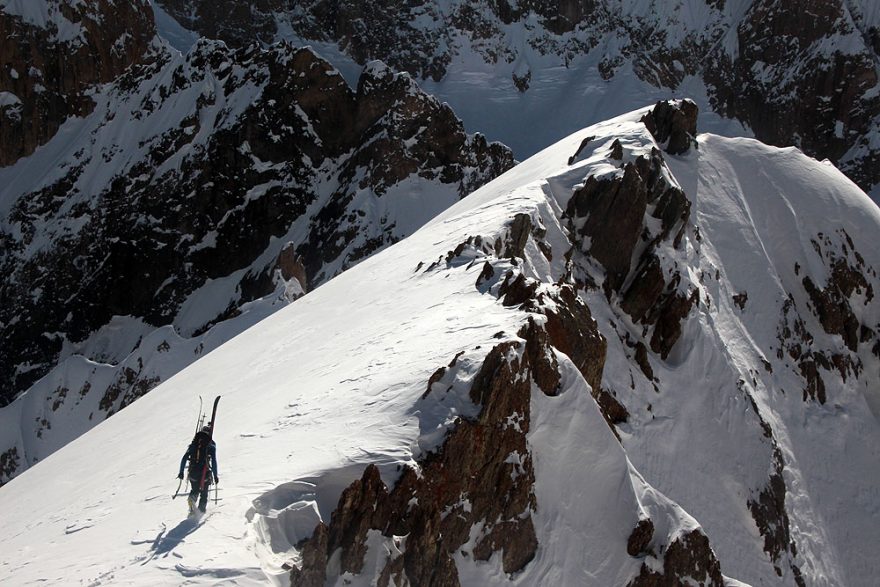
[{"x1": 178, "y1": 425, "x2": 219, "y2": 514}]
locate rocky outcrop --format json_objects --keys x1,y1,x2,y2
[
  {"x1": 0, "y1": 42, "x2": 513, "y2": 415},
  {"x1": 748, "y1": 463, "x2": 803, "y2": 583},
  {"x1": 97, "y1": 363, "x2": 161, "y2": 418},
  {"x1": 628, "y1": 529, "x2": 724, "y2": 587},
  {"x1": 289, "y1": 337, "x2": 543, "y2": 586},
  {"x1": 294, "y1": 61, "x2": 513, "y2": 286},
  {"x1": 445, "y1": 212, "x2": 609, "y2": 396},
  {"x1": 276, "y1": 244, "x2": 308, "y2": 294},
  {"x1": 775, "y1": 229, "x2": 877, "y2": 405},
  {"x1": 514, "y1": 279, "x2": 606, "y2": 385},
  {"x1": 627, "y1": 518, "x2": 655, "y2": 557},
  {"x1": 286, "y1": 206, "x2": 734, "y2": 585},
  {"x1": 801, "y1": 231, "x2": 874, "y2": 353},
  {"x1": 565, "y1": 102, "x2": 697, "y2": 359},
  {"x1": 0, "y1": 0, "x2": 155, "y2": 166},
  {"x1": 742, "y1": 392, "x2": 806, "y2": 585},
  {"x1": 567, "y1": 163, "x2": 653, "y2": 292},
  {"x1": 0, "y1": 448, "x2": 18, "y2": 482},
  {"x1": 641, "y1": 99, "x2": 698, "y2": 155}
]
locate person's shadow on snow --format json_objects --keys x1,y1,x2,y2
[{"x1": 147, "y1": 516, "x2": 204, "y2": 559}]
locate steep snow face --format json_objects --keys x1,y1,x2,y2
[
  {"x1": 149, "y1": 0, "x2": 198, "y2": 53},
  {"x1": 155, "y1": 0, "x2": 880, "y2": 199},
  {"x1": 0, "y1": 38, "x2": 513, "y2": 483},
  {"x1": 0, "y1": 103, "x2": 877, "y2": 586}
]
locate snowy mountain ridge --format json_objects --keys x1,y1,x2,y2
[
  {"x1": 1, "y1": 101, "x2": 878, "y2": 586},
  {"x1": 4, "y1": 0, "x2": 880, "y2": 489}
]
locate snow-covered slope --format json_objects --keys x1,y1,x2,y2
[
  {"x1": 1, "y1": 102, "x2": 877, "y2": 586},
  {"x1": 0, "y1": 26, "x2": 512, "y2": 482}
]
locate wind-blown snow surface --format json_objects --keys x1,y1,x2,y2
[{"x1": 1, "y1": 109, "x2": 879, "y2": 586}]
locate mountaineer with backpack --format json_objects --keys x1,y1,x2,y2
[{"x1": 178, "y1": 425, "x2": 219, "y2": 514}]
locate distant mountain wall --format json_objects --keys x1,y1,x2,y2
[
  {"x1": 157, "y1": 0, "x2": 880, "y2": 198},
  {"x1": 0, "y1": 0, "x2": 156, "y2": 165}
]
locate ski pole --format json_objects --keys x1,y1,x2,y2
[
  {"x1": 214, "y1": 481, "x2": 219, "y2": 505},
  {"x1": 172, "y1": 477, "x2": 183, "y2": 499}
]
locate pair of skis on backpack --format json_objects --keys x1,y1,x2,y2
[{"x1": 173, "y1": 395, "x2": 221, "y2": 515}]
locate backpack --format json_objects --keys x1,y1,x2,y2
[{"x1": 188, "y1": 430, "x2": 212, "y2": 478}]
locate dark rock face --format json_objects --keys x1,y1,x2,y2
[
  {"x1": 742, "y1": 392, "x2": 805, "y2": 585},
  {"x1": 0, "y1": 0, "x2": 155, "y2": 166},
  {"x1": 289, "y1": 337, "x2": 542, "y2": 587},
  {"x1": 518, "y1": 318, "x2": 563, "y2": 394},
  {"x1": 538, "y1": 284, "x2": 607, "y2": 393},
  {"x1": 565, "y1": 106, "x2": 696, "y2": 359},
  {"x1": 277, "y1": 244, "x2": 308, "y2": 293},
  {"x1": 641, "y1": 99, "x2": 698, "y2": 155},
  {"x1": 749, "y1": 466, "x2": 797, "y2": 577},
  {"x1": 628, "y1": 529, "x2": 724, "y2": 587},
  {"x1": 704, "y1": 0, "x2": 880, "y2": 192},
  {"x1": 97, "y1": 364, "x2": 161, "y2": 418},
  {"x1": 802, "y1": 255, "x2": 872, "y2": 354},
  {"x1": 627, "y1": 518, "x2": 655, "y2": 557},
  {"x1": 0, "y1": 448, "x2": 18, "y2": 482},
  {"x1": 157, "y1": 0, "x2": 283, "y2": 46},
  {"x1": 287, "y1": 524, "x2": 329, "y2": 587},
  {"x1": 502, "y1": 213, "x2": 533, "y2": 260},
  {"x1": 567, "y1": 163, "x2": 651, "y2": 292},
  {"x1": 590, "y1": 385, "x2": 629, "y2": 434},
  {"x1": 295, "y1": 62, "x2": 514, "y2": 287},
  {"x1": 0, "y1": 41, "x2": 513, "y2": 410},
  {"x1": 775, "y1": 229, "x2": 877, "y2": 405}
]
